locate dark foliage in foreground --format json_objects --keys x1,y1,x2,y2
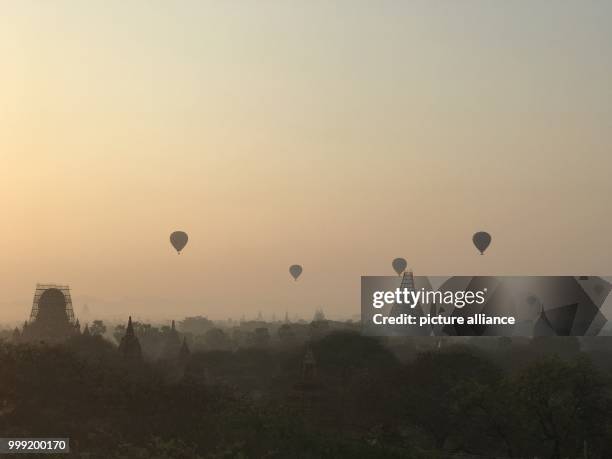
[{"x1": 1, "y1": 333, "x2": 612, "y2": 458}]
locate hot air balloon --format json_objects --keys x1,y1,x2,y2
[
  {"x1": 392, "y1": 258, "x2": 407, "y2": 276},
  {"x1": 170, "y1": 231, "x2": 188, "y2": 254},
  {"x1": 289, "y1": 264, "x2": 303, "y2": 281},
  {"x1": 472, "y1": 231, "x2": 491, "y2": 255}
]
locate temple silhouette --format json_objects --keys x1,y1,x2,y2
[
  {"x1": 17, "y1": 284, "x2": 80, "y2": 343},
  {"x1": 118, "y1": 316, "x2": 143, "y2": 361}
]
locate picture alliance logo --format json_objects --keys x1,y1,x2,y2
[{"x1": 372, "y1": 288, "x2": 488, "y2": 309}]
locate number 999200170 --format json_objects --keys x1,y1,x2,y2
[{"x1": 0, "y1": 438, "x2": 69, "y2": 454}]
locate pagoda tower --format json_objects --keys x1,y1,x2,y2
[
  {"x1": 162, "y1": 320, "x2": 181, "y2": 358},
  {"x1": 118, "y1": 316, "x2": 142, "y2": 361}
]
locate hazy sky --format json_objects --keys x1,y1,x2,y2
[{"x1": 1, "y1": 1, "x2": 612, "y2": 322}]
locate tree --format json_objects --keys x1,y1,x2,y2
[
  {"x1": 90, "y1": 320, "x2": 107, "y2": 336},
  {"x1": 113, "y1": 324, "x2": 126, "y2": 344},
  {"x1": 204, "y1": 328, "x2": 231, "y2": 350},
  {"x1": 252, "y1": 328, "x2": 270, "y2": 347},
  {"x1": 399, "y1": 346, "x2": 501, "y2": 451},
  {"x1": 312, "y1": 332, "x2": 397, "y2": 374},
  {"x1": 178, "y1": 316, "x2": 213, "y2": 335},
  {"x1": 278, "y1": 324, "x2": 295, "y2": 344},
  {"x1": 513, "y1": 356, "x2": 610, "y2": 458},
  {"x1": 313, "y1": 308, "x2": 326, "y2": 322},
  {"x1": 529, "y1": 336, "x2": 581, "y2": 358}
]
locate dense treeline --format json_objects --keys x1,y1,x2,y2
[{"x1": 1, "y1": 332, "x2": 612, "y2": 458}]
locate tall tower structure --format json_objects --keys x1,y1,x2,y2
[
  {"x1": 118, "y1": 316, "x2": 143, "y2": 361},
  {"x1": 30, "y1": 284, "x2": 75, "y2": 323},
  {"x1": 162, "y1": 319, "x2": 181, "y2": 358},
  {"x1": 389, "y1": 270, "x2": 416, "y2": 315},
  {"x1": 388, "y1": 270, "x2": 421, "y2": 336},
  {"x1": 21, "y1": 284, "x2": 79, "y2": 343}
]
